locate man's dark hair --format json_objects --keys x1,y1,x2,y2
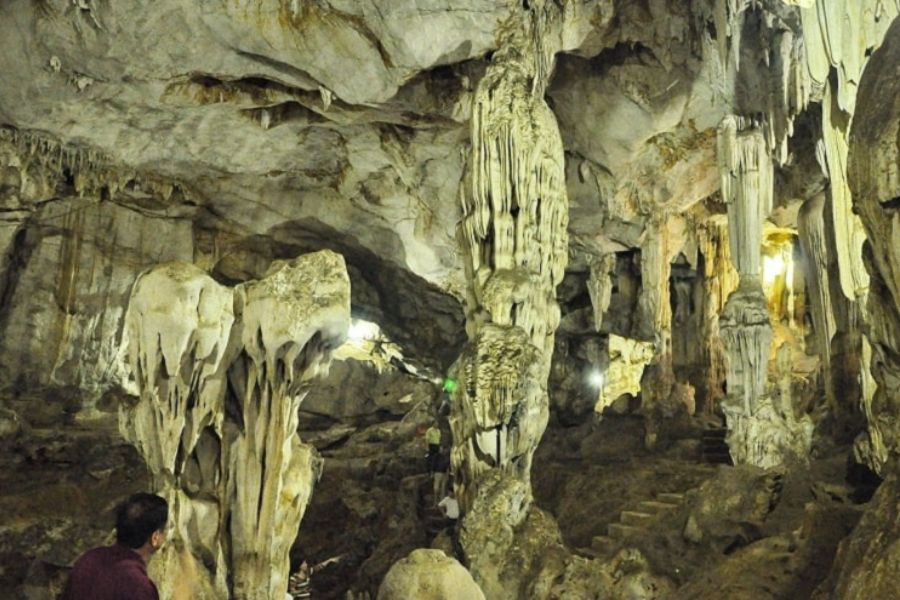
[{"x1": 115, "y1": 493, "x2": 168, "y2": 549}]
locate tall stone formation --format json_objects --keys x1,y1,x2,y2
[
  {"x1": 449, "y1": 0, "x2": 568, "y2": 594},
  {"x1": 120, "y1": 251, "x2": 350, "y2": 600},
  {"x1": 716, "y1": 116, "x2": 811, "y2": 467},
  {"x1": 450, "y1": 1, "x2": 568, "y2": 506}
]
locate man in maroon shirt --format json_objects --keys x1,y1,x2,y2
[{"x1": 62, "y1": 493, "x2": 168, "y2": 600}]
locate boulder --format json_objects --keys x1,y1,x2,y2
[{"x1": 377, "y1": 549, "x2": 485, "y2": 600}]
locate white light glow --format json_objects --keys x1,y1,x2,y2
[
  {"x1": 762, "y1": 253, "x2": 787, "y2": 287},
  {"x1": 587, "y1": 368, "x2": 605, "y2": 390},
  {"x1": 347, "y1": 319, "x2": 380, "y2": 342}
]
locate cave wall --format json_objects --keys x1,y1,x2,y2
[{"x1": 847, "y1": 15, "x2": 900, "y2": 474}]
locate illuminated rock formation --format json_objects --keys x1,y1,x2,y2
[
  {"x1": 121, "y1": 251, "x2": 350, "y2": 600},
  {"x1": 597, "y1": 334, "x2": 655, "y2": 414},
  {"x1": 717, "y1": 117, "x2": 811, "y2": 467},
  {"x1": 450, "y1": 1, "x2": 568, "y2": 509}
]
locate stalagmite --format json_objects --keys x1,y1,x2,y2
[
  {"x1": 226, "y1": 254, "x2": 349, "y2": 599},
  {"x1": 450, "y1": 0, "x2": 568, "y2": 508},
  {"x1": 120, "y1": 263, "x2": 235, "y2": 597},
  {"x1": 449, "y1": 2, "x2": 569, "y2": 596},
  {"x1": 717, "y1": 117, "x2": 811, "y2": 467},
  {"x1": 120, "y1": 251, "x2": 351, "y2": 600}
]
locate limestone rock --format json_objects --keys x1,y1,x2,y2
[
  {"x1": 813, "y1": 464, "x2": 900, "y2": 599},
  {"x1": 682, "y1": 465, "x2": 784, "y2": 551},
  {"x1": 848, "y1": 15, "x2": 900, "y2": 475},
  {"x1": 599, "y1": 335, "x2": 654, "y2": 414},
  {"x1": 121, "y1": 250, "x2": 351, "y2": 600},
  {"x1": 377, "y1": 549, "x2": 485, "y2": 600}
]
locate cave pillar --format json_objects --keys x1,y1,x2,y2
[
  {"x1": 448, "y1": 3, "x2": 568, "y2": 594},
  {"x1": 717, "y1": 116, "x2": 811, "y2": 467},
  {"x1": 120, "y1": 251, "x2": 350, "y2": 600}
]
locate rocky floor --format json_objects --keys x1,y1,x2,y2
[
  {"x1": 0, "y1": 407, "x2": 149, "y2": 599},
  {"x1": 534, "y1": 414, "x2": 870, "y2": 599},
  {"x1": 0, "y1": 397, "x2": 880, "y2": 600}
]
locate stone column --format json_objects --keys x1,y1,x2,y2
[
  {"x1": 120, "y1": 251, "x2": 350, "y2": 600},
  {"x1": 449, "y1": 3, "x2": 568, "y2": 595},
  {"x1": 450, "y1": 2, "x2": 567, "y2": 509},
  {"x1": 717, "y1": 116, "x2": 811, "y2": 467}
]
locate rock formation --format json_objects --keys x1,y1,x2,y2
[
  {"x1": 377, "y1": 549, "x2": 486, "y2": 600},
  {"x1": 847, "y1": 14, "x2": 900, "y2": 475},
  {"x1": 121, "y1": 251, "x2": 350, "y2": 599},
  {"x1": 716, "y1": 116, "x2": 812, "y2": 467},
  {"x1": 2, "y1": 0, "x2": 900, "y2": 598},
  {"x1": 450, "y1": 0, "x2": 569, "y2": 510}
]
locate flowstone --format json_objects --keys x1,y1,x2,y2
[{"x1": 120, "y1": 251, "x2": 350, "y2": 600}]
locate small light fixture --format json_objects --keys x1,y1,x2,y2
[
  {"x1": 587, "y1": 368, "x2": 605, "y2": 390},
  {"x1": 347, "y1": 319, "x2": 380, "y2": 342},
  {"x1": 762, "y1": 253, "x2": 787, "y2": 287},
  {"x1": 442, "y1": 378, "x2": 458, "y2": 394}
]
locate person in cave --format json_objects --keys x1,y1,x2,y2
[
  {"x1": 437, "y1": 487, "x2": 460, "y2": 522},
  {"x1": 433, "y1": 452, "x2": 451, "y2": 499},
  {"x1": 61, "y1": 493, "x2": 168, "y2": 600},
  {"x1": 425, "y1": 420, "x2": 442, "y2": 475}
]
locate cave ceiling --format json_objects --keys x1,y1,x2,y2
[{"x1": 0, "y1": 0, "x2": 826, "y2": 367}]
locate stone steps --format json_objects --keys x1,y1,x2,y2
[
  {"x1": 701, "y1": 427, "x2": 733, "y2": 465},
  {"x1": 636, "y1": 500, "x2": 680, "y2": 514},
  {"x1": 591, "y1": 535, "x2": 615, "y2": 555},
  {"x1": 620, "y1": 510, "x2": 654, "y2": 526},
  {"x1": 657, "y1": 492, "x2": 685, "y2": 504},
  {"x1": 590, "y1": 489, "x2": 692, "y2": 554},
  {"x1": 607, "y1": 522, "x2": 642, "y2": 539}
]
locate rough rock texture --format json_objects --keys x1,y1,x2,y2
[
  {"x1": 813, "y1": 465, "x2": 900, "y2": 599},
  {"x1": 121, "y1": 251, "x2": 350, "y2": 599},
  {"x1": 3, "y1": 0, "x2": 900, "y2": 598},
  {"x1": 449, "y1": 0, "x2": 570, "y2": 512},
  {"x1": 377, "y1": 549, "x2": 485, "y2": 600},
  {"x1": 848, "y1": 15, "x2": 900, "y2": 474}
]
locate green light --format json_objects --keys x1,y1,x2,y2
[{"x1": 442, "y1": 378, "x2": 458, "y2": 393}]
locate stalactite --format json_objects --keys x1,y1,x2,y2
[
  {"x1": 798, "y1": 1, "x2": 898, "y2": 447},
  {"x1": 636, "y1": 218, "x2": 677, "y2": 411},
  {"x1": 709, "y1": 0, "x2": 812, "y2": 165},
  {"x1": 587, "y1": 253, "x2": 616, "y2": 332},
  {"x1": 798, "y1": 194, "x2": 837, "y2": 408},
  {"x1": 120, "y1": 251, "x2": 350, "y2": 600}
]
